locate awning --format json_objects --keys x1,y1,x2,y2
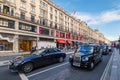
[
  {"x1": 57, "y1": 39, "x2": 66, "y2": 44},
  {"x1": 67, "y1": 40, "x2": 72, "y2": 44}
]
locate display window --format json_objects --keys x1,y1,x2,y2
[{"x1": 0, "y1": 40, "x2": 13, "y2": 51}]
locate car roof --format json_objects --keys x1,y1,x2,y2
[{"x1": 89, "y1": 44, "x2": 99, "y2": 46}]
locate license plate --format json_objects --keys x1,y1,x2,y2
[{"x1": 73, "y1": 62, "x2": 80, "y2": 67}]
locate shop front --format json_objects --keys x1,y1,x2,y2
[
  {"x1": 19, "y1": 36, "x2": 37, "y2": 52},
  {"x1": 0, "y1": 33, "x2": 14, "y2": 52},
  {"x1": 38, "y1": 37, "x2": 55, "y2": 49},
  {"x1": 66, "y1": 40, "x2": 72, "y2": 49},
  {"x1": 56, "y1": 39, "x2": 66, "y2": 49}
]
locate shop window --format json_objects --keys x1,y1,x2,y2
[{"x1": 0, "y1": 40, "x2": 13, "y2": 51}]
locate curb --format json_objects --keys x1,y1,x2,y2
[{"x1": 0, "y1": 52, "x2": 29, "y2": 57}]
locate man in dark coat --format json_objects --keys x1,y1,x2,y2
[{"x1": 30, "y1": 46, "x2": 36, "y2": 54}]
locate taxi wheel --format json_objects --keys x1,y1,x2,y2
[{"x1": 89, "y1": 62, "x2": 94, "y2": 70}]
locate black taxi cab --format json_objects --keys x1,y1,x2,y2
[{"x1": 69, "y1": 44, "x2": 102, "y2": 70}]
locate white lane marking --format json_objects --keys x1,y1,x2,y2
[
  {"x1": 100, "y1": 52, "x2": 114, "y2": 80},
  {"x1": 0, "y1": 60, "x2": 10, "y2": 66},
  {"x1": 19, "y1": 72, "x2": 29, "y2": 80},
  {"x1": 112, "y1": 65, "x2": 118, "y2": 68},
  {"x1": 27, "y1": 62, "x2": 69, "y2": 78}
]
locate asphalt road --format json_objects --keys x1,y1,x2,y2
[{"x1": 0, "y1": 53, "x2": 112, "y2": 80}]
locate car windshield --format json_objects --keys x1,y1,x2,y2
[
  {"x1": 100, "y1": 45, "x2": 106, "y2": 49},
  {"x1": 77, "y1": 45, "x2": 93, "y2": 54},
  {"x1": 32, "y1": 49, "x2": 45, "y2": 55}
]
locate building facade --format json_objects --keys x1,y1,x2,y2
[{"x1": 0, "y1": 0, "x2": 110, "y2": 53}]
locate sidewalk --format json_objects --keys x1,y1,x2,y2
[
  {"x1": 101, "y1": 49, "x2": 120, "y2": 80},
  {"x1": 110, "y1": 49, "x2": 120, "y2": 80}
]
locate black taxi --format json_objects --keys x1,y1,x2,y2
[{"x1": 69, "y1": 44, "x2": 102, "y2": 70}]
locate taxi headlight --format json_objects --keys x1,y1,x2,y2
[{"x1": 82, "y1": 57, "x2": 89, "y2": 61}]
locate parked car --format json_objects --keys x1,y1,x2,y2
[
  {"x1": 100, "y1": 45, "x2": 109, "y2": 55},
  {"x1": 9, "y1": 48, "x2": 66, "y2": 73},
  {"x1": 69, "y1": 44, "x2": 102, "y2": 70}
]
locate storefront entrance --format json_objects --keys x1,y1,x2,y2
[
  {"x1": 19, "y1": 40, "x2": 33, "y2": 52},
  {"x1": 19, "y1": 36, "x2": 37, "y2": 52},
  {"x1": 56, "y1": 39, "x2": 66, "y2": 49}
]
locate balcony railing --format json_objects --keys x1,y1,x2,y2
[{"x1": 0, "y1": 9, "x2": 39, "y2": 24}]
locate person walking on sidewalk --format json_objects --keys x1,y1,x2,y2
[
  {"x1": 30, "y1": 46, "x2": 37, "y2": 54},
  {"x1": 118, "y1": 43, "x2": 120, "y2": 54}
]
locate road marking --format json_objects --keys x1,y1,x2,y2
[
  {"x1": 0, "y1": 60, "x2": 10, "y2": 66},
  {"x1": 27, "y1": 62, "x2": 69, "y2": 78},
  {"x1": 100, "y1": 52, "x2": 114, "y2": 80},
  {"x1": 19, "y1": 72, "x2": 29, "y2": 80},
  {"x1": 112, "y1": 65, "x2": 118, "y2": 68}
]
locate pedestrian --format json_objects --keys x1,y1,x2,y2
[
  {"x1": 118, "y1": 43, "x2": 120, "y2": 54},
  {"x1": 30, "y1": 46, "x2": 36, "y2": 54}
]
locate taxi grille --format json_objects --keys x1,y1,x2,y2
[{"x1": 73, "y1": 56, "x2": 81, "y2": 62}]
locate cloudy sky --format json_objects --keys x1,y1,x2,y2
[{"x1": 51, "y1": 0, "x2": 120, "y2": 41}]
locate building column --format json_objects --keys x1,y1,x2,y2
[
  {"x1": 36, "y1": 37, "x2": 39, "y2": 49},
  {"x1": 13, "y1": 20, "x2": 19, "y2": 53},
  {"x1": 15, "y1": 20, "x2": 19, "y2": 30},
  {"x1": 13, "y1": 35, "x2": 19, "y2": 53}
]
